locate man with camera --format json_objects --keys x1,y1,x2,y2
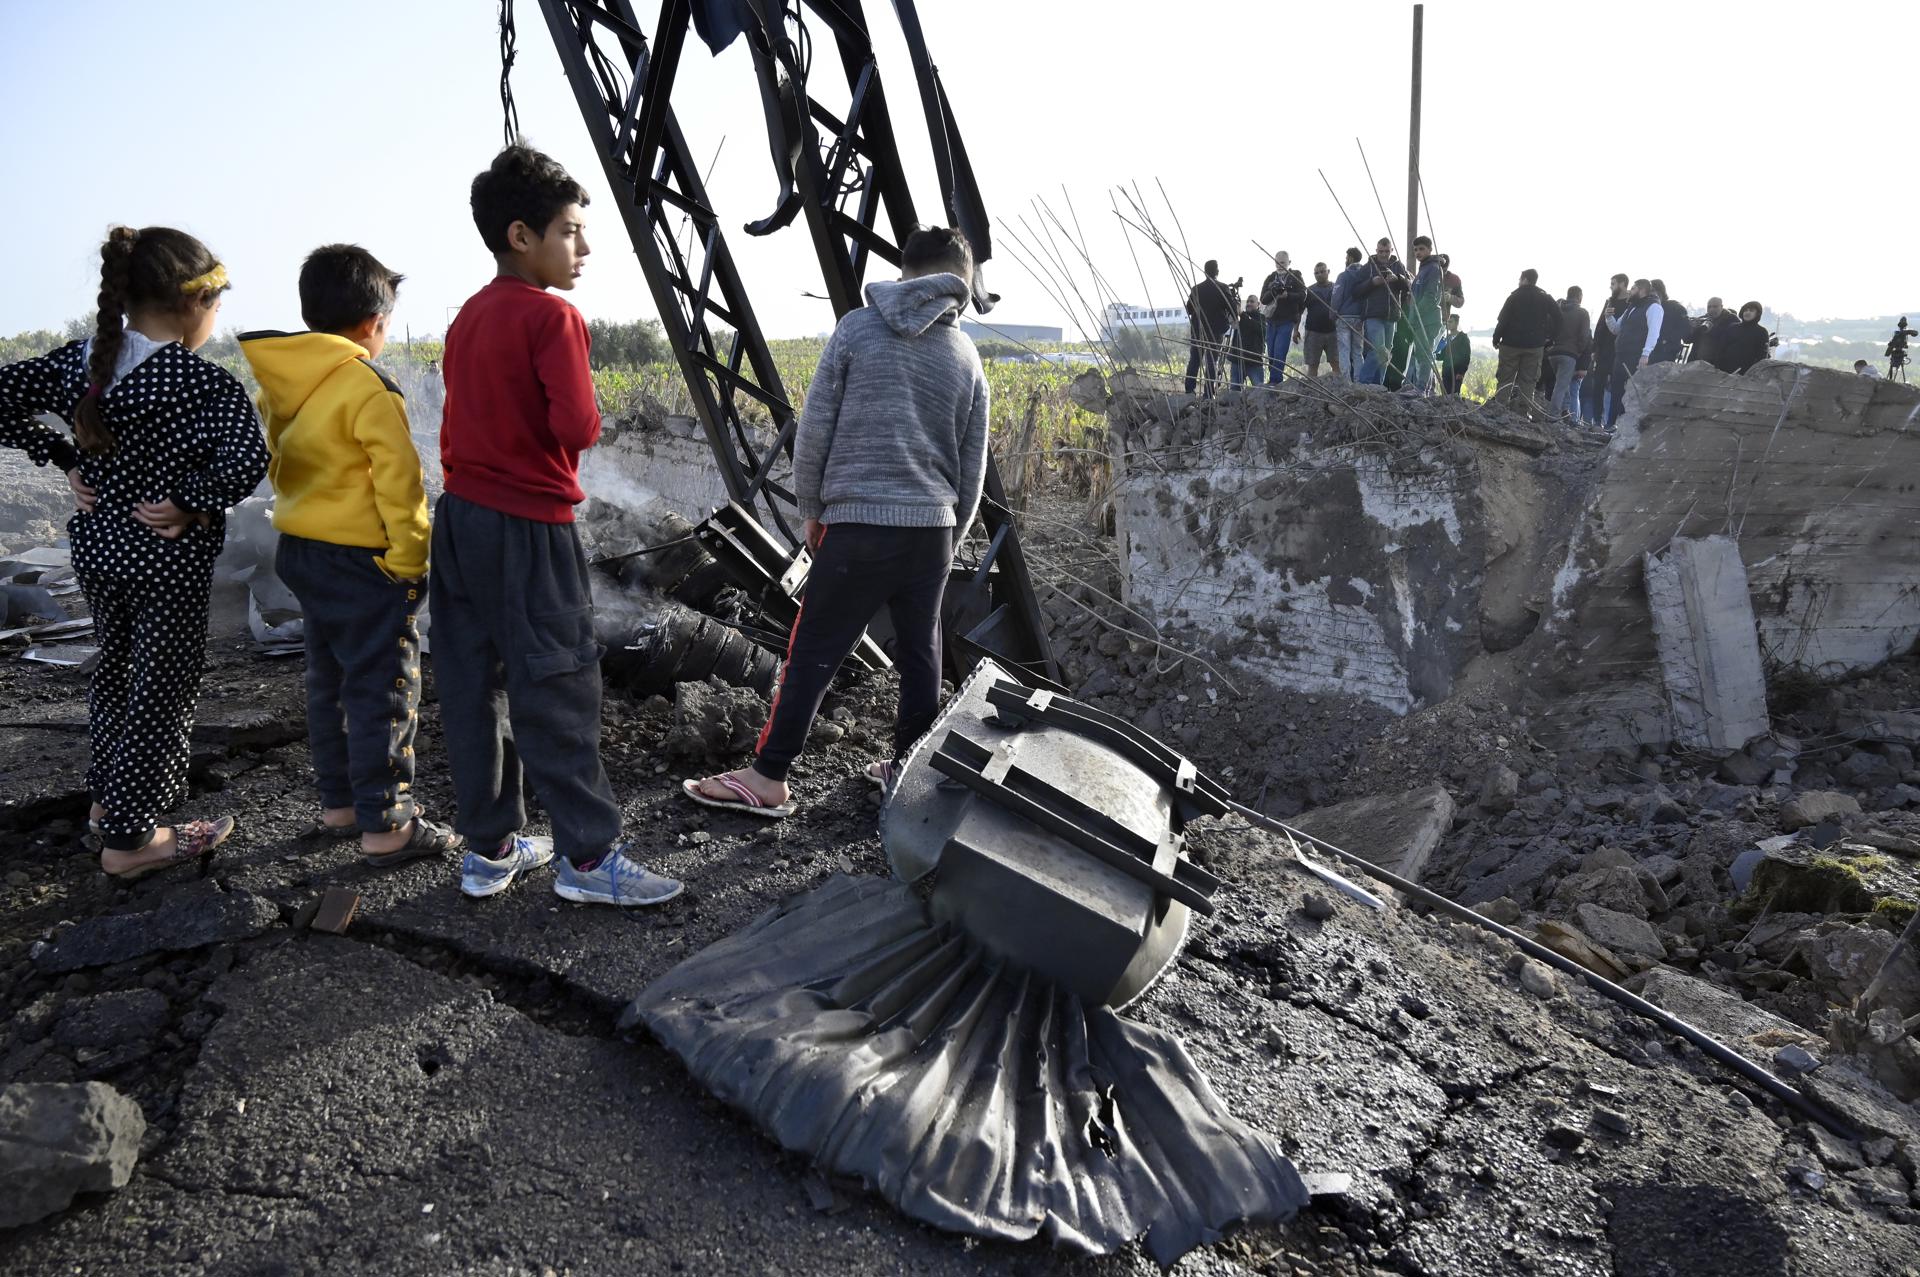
[
  {"x1": 1887, "y1": 317, "x2": 1913, "y2": 381},
  {"x1": 1184, "y1": 259, "x2": 1238, "y2": 399},
  {"x1": 1258, "y1": 251, "x2": 1307, "y2": 382},
  {"x1": 1688, "y1": 297, "x2": 1738, "y2": 367},
  {"x1": 1353, "y1": 238, "x2": 1410, "y2": 385}
]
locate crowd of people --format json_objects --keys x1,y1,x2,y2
[
  {"x1": 1181, "y1": 242, "x2": 1791, "y2": 426},
  {"x1": 0, "y1": 144, "x2": 991, "y2": 909}
]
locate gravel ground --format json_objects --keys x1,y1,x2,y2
[{"x1": 2, "y1": 559, "x2": 1916, "y2": 1274}]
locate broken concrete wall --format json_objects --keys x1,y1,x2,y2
[
  {"x1": 1535, "y1": 362, "x2": 1920, "y2": 751},
  {"x1": 1105, "y1": 379, "x2": 1596, "y2": 713},
  {"x1": 579, "y1": 410, "x2": 789, "y2": 532}
]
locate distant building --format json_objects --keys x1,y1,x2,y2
[
  {"x1": 1101, "y1": 302, "x2": 1186, "y2": 340},
  {"x1": 959, "y1": 320, "x2": 1063, "y2": 346}
]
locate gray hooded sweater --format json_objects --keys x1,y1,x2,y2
[{"x1": 793, "y1": 273, "x2": 991, "y2": 532}]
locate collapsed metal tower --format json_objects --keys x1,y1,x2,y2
[{"x1": 524, "y1": 0, "x2": 1059, "y2": 688}]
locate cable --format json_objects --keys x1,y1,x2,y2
[
  {"x1": 1355, "y1": 138, "x2": 1395, "y2": 254},
  {"x1": 499, "y1": 0, "x2": 522, "y2": 146},
  {"x1": 589, "y1": 533, "x2": 698, "y2": 568}
]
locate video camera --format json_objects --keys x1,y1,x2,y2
[{"x1": 1888, "y1": 317, "x2": 1913, "y2": 371}]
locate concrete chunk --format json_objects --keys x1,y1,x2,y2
[
  {"x1": 1643, "y1": 536, "x2": 1769, "y2": 752},
  {"x1": 0, "y1": 1082, "x2": 145, "y2": 1227},
  {"x1": 1630, "y1": 967, "x2": 1820, "y2": 1065},
  {"x1": 1781, "y1": 791, "x2": 1863, "y2": 831},
  {"x1": 1571, "y1": 903, "x2": 1666, "y2": 958},
  {"x1": 33, "y1": 882, "x2": 279, "y2": 974},
  {"x1": 1286, "y1": 783, "x2": 1455, "y2": 883}
]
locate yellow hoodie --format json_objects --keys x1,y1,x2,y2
[{"x1": 239, "y1": 331, "x2": 430, "y2": 581}]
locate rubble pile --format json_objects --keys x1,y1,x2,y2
[
  {"x1": 1403, "y1": 652, "x2": 1920, "y2": 1113},
  {"x1": 1536, "y1": 361, "x2": 1920, "y2": 751},
  {"x1": 1, "y1": 360, "x2": 1918, "y2": 1268}
]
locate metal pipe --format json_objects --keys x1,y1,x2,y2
[
  {"x1": 1226, "y1": 799, "x2": 1865, "y2": 1143},
  {"x1": 1407, "y1": 4, "x2": 1422, "y2": 257}
]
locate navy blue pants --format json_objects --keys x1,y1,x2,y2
[
  {"x1": 751, "y1": 524, "x2": 951, "y2": 782},
  {"x1": 276, "y1": 534, "x2": 424, "y2": 832},
  {"x1": 429, "y1": 494, "x2": 619, "y2": 865}
]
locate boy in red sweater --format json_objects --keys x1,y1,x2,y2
[{"x1": 434, "y1": 145, "x2": 680, "y2": 907}]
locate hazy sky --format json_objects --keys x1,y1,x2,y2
[{"x1": 2, "y1": 0, "x2": 1914, "y2": 343}]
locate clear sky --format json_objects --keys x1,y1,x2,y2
[{"x1": 2, "y1": 0, "x2": 1914, "y2": 342}]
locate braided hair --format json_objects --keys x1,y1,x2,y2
[{"x1": 73, "y1": 225, "x2": 224, "y2": 455}]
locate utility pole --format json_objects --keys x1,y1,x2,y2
[{"x1": 1408, "y1": 4, "x2": 1423, "y2": 254}]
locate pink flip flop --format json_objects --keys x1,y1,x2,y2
[{"x1": 680, "y1": 774, "x2": 795, "y2": 820}]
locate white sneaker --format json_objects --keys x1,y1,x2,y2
[{"x1": 459, "y1": 835, "x2": 555, "y2": 899}]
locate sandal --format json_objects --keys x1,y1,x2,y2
[
  {"x1": 680, "y1": 774, "x2": 794, "y2": 820},
  {"x1": 105, "y1": 815, "x2": 235, "y2": 882},
  {"x1": 362, "y1": 816, "x2": 464, "y2": 869},
  {"x1": 304, "y1": 818, "x2": 360, "y2": 841},
  {"x1": 864, "y1": 760, "x2": 896, "y2": 790}
]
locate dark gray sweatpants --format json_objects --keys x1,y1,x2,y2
[
  {"x1": 428, "y1": 493, "x2": 620, "y2": 864},
  {"x1": 276, "y1": 534, "x2": 423, "y2": 833}
]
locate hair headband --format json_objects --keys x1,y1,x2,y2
[{"x1": 180, "y1": 264, "x2": 229, "y2": 295}]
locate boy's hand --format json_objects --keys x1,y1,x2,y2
[
  {"x1": 803, "y1": 517, "x2": 825, "y2": 550},
  {"x1": 66, "y1": 468, "x2": 96, "y2": 514},
  {"x1": 132, "y1": 498, "x2": 196, "y2": 539}
]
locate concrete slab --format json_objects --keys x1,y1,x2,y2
[
  {"x1": 1287, "y1": 782, "x2": 1455, "y2": 882},
  {"x1": 580, "y1": 415, "x2": 790, "y2": 533},
  {"x1": 1644, "y1": 536, "x2": 1769, "y2": 751},
  {"x1": 1629, "y1": 966, "x2": 1821, "y2": 1067}
]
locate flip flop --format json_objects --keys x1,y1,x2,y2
[
  {"x1": 681, "y1": 775, "x2": 794, "y2": 820},
  {"x1": 105, "y1": 815, "x2": 235, "y2": 882},
  {"x1": 303, "y1": 819, "x2": 360, "y2": 842}
]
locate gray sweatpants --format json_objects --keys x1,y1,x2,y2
[{"x1": 428, "y1": 493, "x2": 620, "y2": 864}]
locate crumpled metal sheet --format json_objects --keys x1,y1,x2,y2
[{"x1": 624, "y1": 874, "x2": 1308, "y2": 1266}]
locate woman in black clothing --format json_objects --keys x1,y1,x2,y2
[{"x1": 1712, "y1": 301, "x2": 1773, "y2": 374}]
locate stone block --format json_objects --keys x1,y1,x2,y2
[
  {"x1": 0, "y1": 1082, "x2": 145, "y2": 1227},
  {"x1": 1286, "y1": 783, "x2": 1455, "y2": 883},
  {"x1": 1551, "y1": 864, "x2": 1651, "y2": 919},
  {"x1": 1838, "y1": 710, "x2": 1920, "y2": 747},
  {"x1": 1572, "y1": 903, "x2": 1666, "y2": 958},
  {"x1": 1781, "y1": 791, "x2": 1863, "y2": 831},
  {"x1": 1643, "y1": 535, "x2": 1770, "y2": 751},
  {"x1": 1533, "y1": 920, "x2": 1629, "y2": 981},
  {"x1": 1630, "y1": 967, "x2": 1819, "y2": 1062}
]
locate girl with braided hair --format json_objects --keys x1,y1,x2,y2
[{"x1": 0, "y1": 226, "x2": 268, "y2": 878}]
